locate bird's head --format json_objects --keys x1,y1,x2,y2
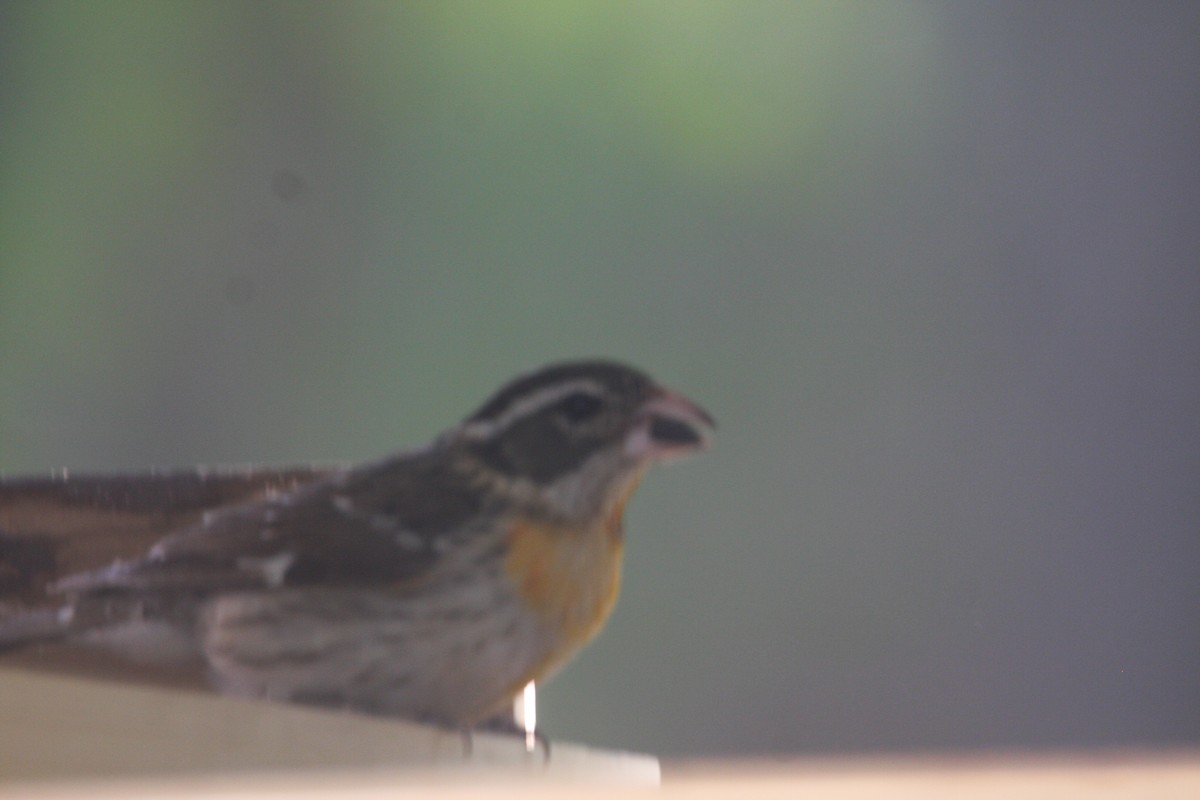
[{"x1": 454, "y1": 360, "x2": 714, "y2": 524}]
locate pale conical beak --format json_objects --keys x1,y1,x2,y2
[{"x1": 625, "y1": 387, "x2": 716, "y2": 462}]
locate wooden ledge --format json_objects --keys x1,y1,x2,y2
[{"x1": 0, "y1": 668, "x2": 659, "y2": 785}]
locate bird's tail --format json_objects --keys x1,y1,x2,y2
[{"x1": 0, "y1": 605, "x2": 72, "y2": 650}]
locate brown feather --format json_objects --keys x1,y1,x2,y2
[{"x1": 0, "y1": 469, "x2": 330, "y2": 605}]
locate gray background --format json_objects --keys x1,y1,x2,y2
[{"x1": 1, "y1": 2, "x2": 1197, "y2": 757}]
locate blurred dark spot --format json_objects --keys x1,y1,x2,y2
[
  {"x1": 0, "y1": 533, "x2": 56, "y2": 595},
  {"x1": 271, "y1": 169, "x2": 307, "y2": 202},
  {"x1": 224, "y1": 275, "x2": 257, "y2": 306}
]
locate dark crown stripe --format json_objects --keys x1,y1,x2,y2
[{"x1": 464, "y1": 360, "x2": 653, "y2": 425}]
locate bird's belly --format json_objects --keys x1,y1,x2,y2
[
  {"x1": 200, "y1": 520, "x2": 624, "y2": 726},
  {"x1": 200, "y1": 577, "x2": 570, "y2": 726}
]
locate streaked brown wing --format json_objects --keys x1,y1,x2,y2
[
  {"x1": 0, "y1": 453, "x2": 491, "y2": 689},
  {"x1": 0, "y1": 468, "x2": 335, "y2": 690},
  {"x1": 69, "y1": 451, "x2": 489, "y2": 594},
  {"x1": 0, "y1": 468, "x2": 334, "y2": 606}
]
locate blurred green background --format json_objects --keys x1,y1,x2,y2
[{"x1": 2, "y1": 1, "x2": 1198, "y2": 757}]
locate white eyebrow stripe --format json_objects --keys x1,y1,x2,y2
[{"x1": 460, "y1": 379, "x2": 606, "y2": 440}]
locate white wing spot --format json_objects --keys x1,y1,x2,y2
[
  {"x1": 236, "y1": 553, "x2": 295, "y2": 589},
  {"x1": 332, "y1": 494, "x2": 356, "y2": 516},
  {"x1": 53, "y1": 559, "x2": 130, "y2": 593}
]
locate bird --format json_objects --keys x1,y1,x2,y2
[{"x1": 0, "y1": 359, "x2": 714, "y2": 731}]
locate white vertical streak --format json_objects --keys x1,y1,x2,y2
[{"x1": 521, "y1": 681, "x2": 537, "y2": 752}]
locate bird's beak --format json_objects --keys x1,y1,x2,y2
[{"x1": 625, "y1": 387, "x2": 716, "y2": 463}]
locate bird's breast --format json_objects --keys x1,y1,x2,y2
[{"x1": 504, "y1": 515, "x2": 624, "y2": 656}]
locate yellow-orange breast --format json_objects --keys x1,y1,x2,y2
[
  {"x1": 505, "y1": 518, "x2": 623, "y2": 648},
  {"x1": 501, "y1": 475, "x2": 641, "y2": 691}
]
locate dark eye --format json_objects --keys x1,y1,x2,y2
[{"x1": 558, "y1": 391, "x2": 604, "y2": 423}]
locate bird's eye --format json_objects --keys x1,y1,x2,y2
[{"x1": 557, "y1": 391, "x2": 604, "y2": 423}]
